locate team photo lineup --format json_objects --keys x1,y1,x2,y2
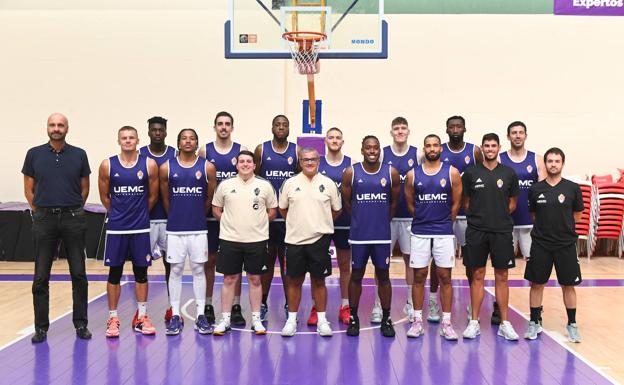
[{"x1": 23, "y1": 111, "x2": 584, "y2": 344}]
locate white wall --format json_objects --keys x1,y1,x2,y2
[{"x1": 1, "y1": 5, "x2": 623, "y2": 202}]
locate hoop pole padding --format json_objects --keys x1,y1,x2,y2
[{"x1": 307, "y1": 73, "x2": 316, "y2": 128}]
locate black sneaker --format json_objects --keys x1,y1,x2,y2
[
  {"x1": 76, "y1": 326, "x2": 92, "y2": 340},
  {"x1": 380, "y1": 318, "x2": 395, "y2": 338},
  {"x1": 204, "y1": 305, "x2": 216, "y2": 324},
  {"x1": 31, "y1": 329, "x2": 47, "y2": 344},
  {"x1": 231, "y1": 304, "x2": 246, "y2": 326},
  {"x1": 346, "y1": 315, "x2": 360, "y2": 337},
  {"x1": 491, "y1": 302, "x2": 501, "y2": 325}
]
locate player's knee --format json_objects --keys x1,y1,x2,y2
[
  {"x1": 133, "y1": 266, "x2": 148, "y2": 284},
  {"x1": 413, "y1": 268, "x2": 428, "y2": 284},
  {"x1": 108, "y1": 266, "x2": 124, "y2": 285},
  {"x1": 170, "y1": 262, "x2": 184, "y2": 276},
  {"x1": 350, "y1": 269, "x2": 365, "y2": 285},
  {"x1": 190, "y1": 262, "x2": 205, "y2": 276},
  {"x1": 494, "y1": 268, "x2": 508, "y2": 282},
  {"x1": 437, "y1": 271, "x2": 452, "y2": 286},
  {"x1": 375, "y1": 269, "x2": 391, "y2": 285}
]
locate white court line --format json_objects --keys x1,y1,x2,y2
[
  {"x1": 484, "y1": 287, "x2": 619, "y2": 385},
  {"x1": 0, "y1": 282, "x2": 127, "y2": 352}
]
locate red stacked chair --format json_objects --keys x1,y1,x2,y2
[
  {"x1": 574, "y1": 180, "x2": 596, "y2": 258},
  {"x1": 593, "y1": 176, "x2": 624, "y2": 257}
]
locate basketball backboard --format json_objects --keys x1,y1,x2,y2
[{"x1": 225, "y1": 0, "x2": 387, "y2": 59}]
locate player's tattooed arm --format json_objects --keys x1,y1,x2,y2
[
  {"x1": 159, "y1": 161, "x2": 170, "y2": 213},
  {"x1": 450, "y1": 166, "x2": 463, "y2": 222},
  {"x1": 147, "y1": 158, "x2": 159, "y2": 211},
  {"x1": 389, "y1": 166, "x2": 400, "y2": 219},
  {"x1": 341, "y1": 166, "x2": 353, "y2": 215},
  {"x1": 205, "y1": 161, "x2": 217, "y2": 213},
  {"x1": 404, "y1": 169, "x2": 415, "y2": 217}
]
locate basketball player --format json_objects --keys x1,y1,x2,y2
[
  {"x1": 279, "y1": 147, "x2": 342, "y2": 337},
  {"x1": 253, "y1": 115, "x2": 298, "y2": 321},
  {"x1": 437, "y1": 116, "x2": 489, "y2": 324},
  {"x1": 98, "y1": 126, "x2": 159, "y2": 337},
  {"x1": 199, "y1": 111, "x2": 247, "y2": 326},
  {"x1": 462, "y1": 133, "x2": 520, "y2": 341},
  {"x1": 160, "y1": 129, "x2": 217, "y2": 335},
  {"x1": 342, "y1": 136, "x2": 400, "y2": 337},
  {"x1": 500, "y1": 121, "x2": 546, "y2": 261},
  {"x1": 211, "y1": 150, "x2": 278, "y2": 336},
  {"x1": 381, "y1": 117, "x2": 418, "y2": 323},
  {"x1": 310, "y1": 127, "x2": 352, "y2": 325},
  {"x1": 524, "y1": 148, "x2": 584, "y2": 342},
  {"x1": 404, "y1": 134, "x2": 462, "y2": 340},
  {"x1": 138, "y1": 116, "x2": 177, "y2": 323}
]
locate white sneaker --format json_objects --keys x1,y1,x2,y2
[
  {"x1": 406, "y1": 318, "x2": 425, "y2": 338},
  {"x1": 466, "y1": 304, "x2": 472, "y2": 321},
  {"x1": 566, "y1": 323, "x2": 581, "y2": 343},
  {"x1": 524, "y1": 321, "x2": 543, "y2": 340},
  {"x1": 439, "y1": 320, "x2": 459, "y2": 341},
  {"x1": 463, "y1": 320, "x2": 481, "y2": 339},
  {"x1": 251, "y1": 319, "x2": 266, "y2": 335},
  {"x1": 370, "y1": 302, "x2": 382, "y2": 324},
  {"x1": 427, "y1": 299, "x2": 440, "y2": 323},
  {"x1": 317, "y1": 319, "x2": 333, "y2": 337},
  {"x1": 498, "y1": 320, "x2": 519, "y2": 341},
  {"x1": 213, "y1": 319, "x2": 231, "y2": 336},
  {"x1": 403, "y1": 303, "x2": 415, "y2": 322},
  {"x1": 281, "y1": 319, "x2": 297, "y2": 337}
]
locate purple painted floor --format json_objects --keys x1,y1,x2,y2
[{"x1": 0, "y1": 279, "x2": 614, "y2": 385}]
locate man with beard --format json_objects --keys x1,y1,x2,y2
[
  {"x1": 500, "y1": 121, "x2": 546, "y2": 261},
  {"x1": 462, "y1": 133, "x2": 519, "y2": 341},
  {"x1": 404, "y1": 134, "x2": 462, "y2": 340},
  {"x1": 139, "y1": 116, "x2": 177, "y2": 322},
  {"x1": 342, "y1": 136, "x2": 400, "y2": 337},
  {"x1": 23, "y1": 113, "x2": 92, "y2": 343},
  {"x1": 523, "y1": 148, "x2": 584, "y2": 343},
  {"x1": 253, "y1": 115, "x2": 298, "y2": 321},
  {"x1": 199, "y1": 111, "x2": 247, "y2": 326}
]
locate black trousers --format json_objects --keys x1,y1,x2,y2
[{"x1": 31, "y1": 208, "x2": 88, "y2": 331}]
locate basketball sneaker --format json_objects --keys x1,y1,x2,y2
[
  {"x1": 566, "y1": 323, "x2": 581, "y2": 343},
  {"x1": 195, "y1": 314, "x2": 213, "y2": 335},
  {"x1": 166, "y1": 315, "x2": 183, "y2": 336},
  {"x1": 260, "y1": 303, "x2": 269, "y2": 322},
  {"x1": 251, "y1": 319, "x2": 267, "y2": 335},
  {"x1": 497, "y1": 320, "x2": 519, "y2": 341},
  {"x1": 307, "y1": 306, "x2": 318, "y2": 326},
  {"x1": 281, "y1": 319, "x2": 297, "y2": 337},
  {"x1": 339, "y1": 305, "x2": 351, "y2": 325},
  {"x1": 439, "y1": 320, "x2": 458, "y2": 341},
  {"x1": 164, "y1": 307, "x2": 173, "y2": 322},
  {"x1": 204, "y1": 305, "x2": 216, "y2": 324},
  {"x1": 134, "y1": 315, "x2": 156, "y2": 335},
  {"x1": 380, "y1": 318, "x2": 395, "y2": 338},
  {"x1": 231, "y1": 304, "x2": 246, "y2": 326},
  {"x1": 132, "y1": 310, "x2": 139, "y2": 328},
  {"x1": 284, "y1": 304, "x2": 289, "y2": 320},
  {"x1": 403, "y1": 302, "x2": 415, "y2": 322},
  {"x1": 406, "y1": 318, "x2": 424, "y2": 338},
  {"x1": 106, "y1": 317, "x2": 120, "y2": 338},
  {"x1": 346, "y1": 315, "x2": 360, "y2": 337},
  {"x1": 491, "y1": 302, "x2": 502, "y2": 325},
  {"x1": 213, "y1": 318, "x2": 231, "y2": 336},
  {"x1": 462, "y1": 320, "x2": 480, "y2": 339},
  {"x1": 317, "y1": 319, "x2": 332, "y2": 337},
  {"x1": 427, "y1": 298, "x2": 440, "y2": 323},
  {"x1": 370, "y1": 302, "x2": 382, "y2": 324},
  {"x1": 524, "y1": 321, "x2": 543, "y2": 340}
]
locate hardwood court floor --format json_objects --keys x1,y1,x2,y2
[{"x1": 0, "y1": 256, "x2": 623, "y2": 383}]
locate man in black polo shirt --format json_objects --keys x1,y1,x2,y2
[
  {"x1": 22, "y1": 113, "x2": 92, "y2": 343},
  {"x1": 461, "y1": 133, "x2": 520, "y2": 341},
  {"x1": 524, "y1": 147, "x2": 584, "y2": 343}
]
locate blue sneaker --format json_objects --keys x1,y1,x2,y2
[
  {"x1": 194, "y1": 314, "x2": 213, "y2": 335},
  {"x1": 166, "y1": 315, "x2": 183, "y2": 336},
  {"x1": 260, "y1": 303, "x2": 268, "y2": 322}
]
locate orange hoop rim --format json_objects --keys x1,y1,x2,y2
[{"x1": 282, "y1": 31, "x2": 327, "y2": 44}]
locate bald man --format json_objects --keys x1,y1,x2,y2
[{"x1": 23, "y1": 113, "x2": 92, "y2": 343}]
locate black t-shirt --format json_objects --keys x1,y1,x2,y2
[
  {"x1": 528, "y1": 178, "x2": 584, "y2": 250},
  {"x1": 462, "y1": 163, "x2": 519, "y2": 233}
]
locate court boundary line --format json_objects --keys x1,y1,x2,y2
[{"x1": 485, "y1": 287, "x2": 619, "y2": 385}]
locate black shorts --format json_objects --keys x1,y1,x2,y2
[
  {"x1": 524, "y1": 242, "x2": 582, "y2": 286},
  {"x1": 285, "y1": 234, "x2": 332, "y2": 278},
  {"x1": 207, "y1": 220, "x2": 220, "y2": 253},
  {"x1": 331, "y1": 229, "x2": 350, "y2": 250},
  {"x1": 216, "y1": 239, "x2": 268, "y2": 275},
  {"x1": 463, "y1": 227, "x2": 515, "y2": 269},
  {"x1": 269, "y1": 221, "x2": 286, "y2": 246}
]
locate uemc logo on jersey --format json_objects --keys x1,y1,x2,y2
[
  {"x1": 356, "y1": 193, "x2": 388, "y2": 202},
  {"x1": 519, "y1": 179, "x2": 534, "y2": 189},
  {"x1": 217, "y1": 171, "x2": 237, "y2": 180},
  {"x1": 172, "y1": 186, "x2": 203, "y2": 195},
  {"x1": 113, "y1": 185, "x2": 145, "y2": 194},
  {"x1": 418, "y1": 193, "x2": 448, "y2": 202},
  {"x1": 265, "y1": 170, "x2": 295, "y2": 178}
]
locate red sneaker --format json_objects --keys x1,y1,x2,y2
[
  {"x1": 106, "y1": 317, "x2": 120, "y2": 338},
  {"x1": 131, "y1": 310, "x2": 139, "y2": 328},
  {"x1": 339, "y1": 305, "x2": 351, "y2": 325},
  {"x1": 307, "y1": 306, "x2": 318, "y2": 326},
  {"x1": 164, "y1": 307, "x2": 173, "y2": 322},
  {"x1": 135, "y1": 315, "x2": 156, "y2": 335}
]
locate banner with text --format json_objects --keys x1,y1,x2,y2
[{"x1": 554, "y1": 0, "x2": 624, "y2": 15}]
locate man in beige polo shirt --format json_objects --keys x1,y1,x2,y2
[
  {"x1": 278, "y1": 147, "x2": 342, "y2": 337},
  {"x1": 211, "y1": 150, "x2": 278, "y2": 335}
]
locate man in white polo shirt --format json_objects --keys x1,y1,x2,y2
[
  {"x1": 279, "y1": 147, "x2": 342, "y2": 337},
  {"x1": 211, "y1": 150, "x2": 278, "y2": 336}
]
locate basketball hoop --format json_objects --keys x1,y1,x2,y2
[{"x1": 282, "y1": 31, "x2": 326, "y2": 75}]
